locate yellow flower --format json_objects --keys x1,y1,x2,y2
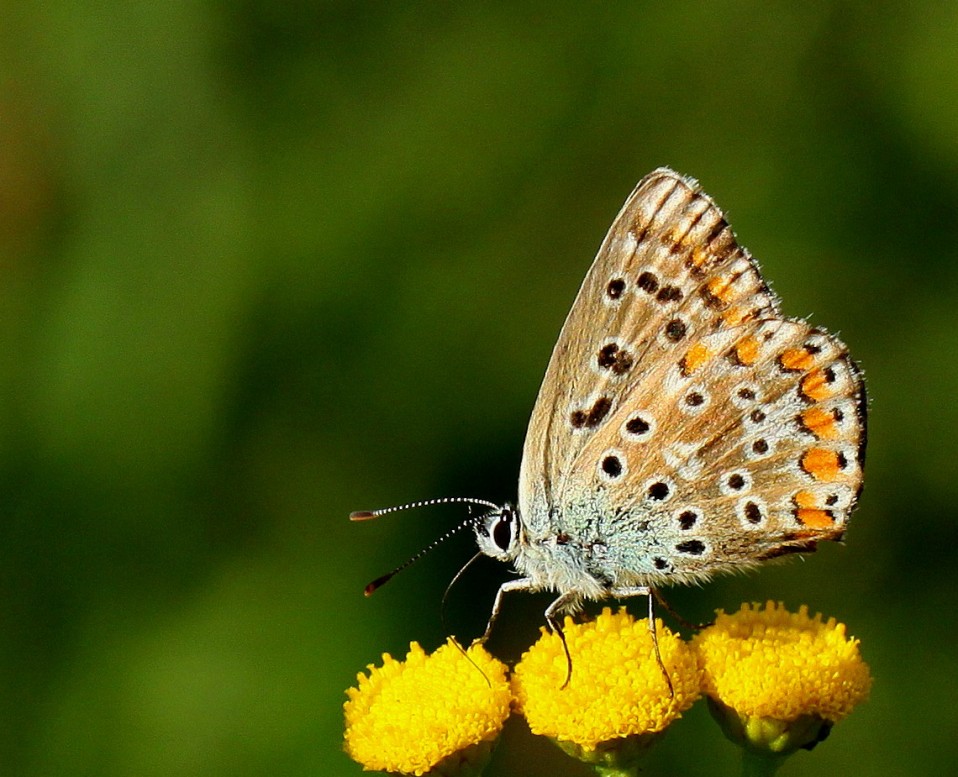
[
  {"x1": 343, "y1": 639, "x2": 511, "y2": 776},
  {"x1": 693, "y1": 601, "x2": 871, "y2": 757},
  {"x1": 694, "y1": 601, "x2": 871, "y2": 722},
  {"x1": 511, "y1": 607, "x2": 701, "y2": 754}
]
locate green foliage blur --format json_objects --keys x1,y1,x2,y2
[{"x1": 1, "y1": 3, "x2": 956, "y2": 775}]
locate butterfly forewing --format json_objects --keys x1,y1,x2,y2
[
  {"x1": 517, "y1": 168, "x2": 865, "y2": 587},
  {"x1": 519, "y1": 169, "x2": 774, "y2": 520}
]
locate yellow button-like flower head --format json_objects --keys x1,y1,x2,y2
[
  {"x1": 512, "y1": 607, "x2": 701, "y2": 756},
  {"x1": 693, "y1": 601, "x2": 872, "y2": 756},
  {"x1": 344, "y1": 639, "x2": 511, "y2": 776}
]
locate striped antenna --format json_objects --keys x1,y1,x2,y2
[
  {"x1": 350, "y1": 496, "x2": 503, "y2": 595},
  {"x1": 350, "y1": 496, "x2": 500, "y2": 521}
]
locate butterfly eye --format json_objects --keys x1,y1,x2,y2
[
  {"x1": 492, "y1": 513, "x2": 514, "y2": 552},
  {"x1": 474, "y1": 505, "x2": 520, "y2": 561}
]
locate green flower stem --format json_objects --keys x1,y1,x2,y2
[
  {"x1": 741, "y1": 750, "x2": 786, "y2": 777},
  {"x1": 593, "y1": 767, "x2": 639, "y2": 777}
]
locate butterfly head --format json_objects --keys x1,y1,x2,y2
[{"x1": 473, "y1": 503, "x2": 523, "y2": 563}]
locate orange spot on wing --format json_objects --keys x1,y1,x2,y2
[
  {"x1": 721, "y1": 306, "x2": 750, "y2": 328},
  {"x1": 733, "y1": 336, "x2": 761, "y2": 366},
  {"x1": 801, "y1": 407, "x2": 839, "y2": 439},
  {"x1": 780, "y1": 348, "x2": 816, "y2": 372},
  {"x1": 705, "y1": 276, "x2": 735, "y2": 304},
  {"x1": 793, "y1": 490, "x2": 819, "y2": 509},
  {"x1": 690, "y1": 246, "x2": 709, "y2": 269},
  {"x1": 800, "y1": 448, "x2": 843, "y2": 482},
  {"x1": 667, "y1": 227, "x2": 689, "y2": 250},
  {"x1": 796, "y1": 508, "x2": 835, "y2": 529},
  {"x1": 682, "y1": 343, "x2": 712, "y2": 375},
  {"x1": 800, "y1": 369, "x2": 831, "y2": 402}
]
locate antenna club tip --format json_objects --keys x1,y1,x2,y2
[
  {"x1": 364, "y1": 572, "x2": 393, "y2": 595},
  {"x1": 350, "y1": 510, "x2": 376, "y2": 521}
]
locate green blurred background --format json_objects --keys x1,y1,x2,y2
[{"x1": 2, "y1": 3, "x2": 956, "y2": 775}]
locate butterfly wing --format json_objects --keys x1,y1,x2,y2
[{"x1": 517, "y1": 168, "x2": 866, "y2": 587}]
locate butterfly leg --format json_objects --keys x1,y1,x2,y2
[
  {"x1": 652, "y1": 588, "x2": 712, "y2": 631},
  {"x1": 480, "y1": 578, "x2": 534, "y2": 643},
  {"x1": 544, "y1": 591, "x2": 584, "y2": 689},
  {"x1": 608, "y1": 586, "x2": 674, "y2": 698}
]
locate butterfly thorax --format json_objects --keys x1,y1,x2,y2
[
  {"x1": 516, "y1": 488, "x2": 714, "y2": 593},
  {"x1": 476, "y1": 497, "x2": 686, "y2": 601}
]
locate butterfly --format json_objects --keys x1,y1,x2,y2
[{"x1": 355, "y1": 168, "x2": 866, "y2": 665}]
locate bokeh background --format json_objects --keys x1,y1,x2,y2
[{"x1": 2, "y1": 3, "x2": 956, "y2": 775}]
